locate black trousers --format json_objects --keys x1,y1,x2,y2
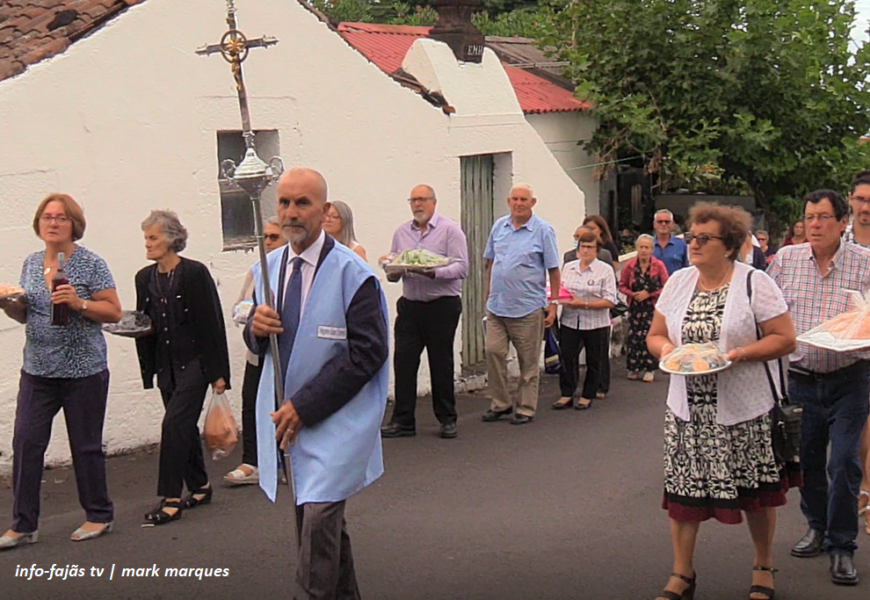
[
  {"x1": 598, "y1": 326, "x2": 612, "y2": 394},
  {"x1": 12, "y1": 369, "x2": 113, "y2": 533},
  {"x1": 559, "y1": 325, "x2": 610, "y2": 400},
  {"x1": 240, "y1": 360, "x2": 263, "y2": 466},
  {"x1": 294, "y1": 501, "x2": 360, "y2": 600},
  {"x1": 390, "y1": 296, "x2": 461, "y2": 428},
  {"x1": 157, "y1": 360, "x2": 209, "y2": 498}
]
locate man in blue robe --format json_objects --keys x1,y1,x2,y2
[{"x1": 246, "y1": 167, "x2": 389, "y2": 599}]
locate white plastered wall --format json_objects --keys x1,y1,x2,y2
[
  {"x1": 0, "y1": 0, "x2": 584, "y2": 472},
  {"x1": 526, "y1": 111, "x2": 600, "y2": 220}
]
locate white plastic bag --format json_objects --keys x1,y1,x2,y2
[{"x1": 203, "y1": 392, "x2": 238, "y2": 461}]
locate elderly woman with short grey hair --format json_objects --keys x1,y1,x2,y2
[
  {"x1": 618, "y1": 234, "x2": 668, "y2": 382},
  {"x1": 323, "y1": 200, "x2": 367, "y2": 261},
  {"x1": 134, "y1": 210, "x2": 231, "y2": 526}
]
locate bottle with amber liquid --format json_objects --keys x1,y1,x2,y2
[{"x1": 51, "y1": 252, "x2": 70, "y2": 326}]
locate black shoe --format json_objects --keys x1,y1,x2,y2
[
  {"x1": 181, "y1": 485, "x2": 212, "y2": 510},
  {"x1": 791, "y1": 528, "x2": 825, "y2": 558},
  {"x1": 439, "y1": 422, "x2": 458, "y2": 439},
  {"x1": 510, "y1": 414, "x2": 534, "y2": 425},
  {"x1": 749, "y1": 566, "x2": 777, "y2": 600},
  {"x1": 381, "y1": 422, "x2": 416, "y2": 438},
  {"x1": 830, "y1": 553, "x2": 859, "y2": 586},
  {"x1": 142, "y1": 499, "x2": 183, "y2": 527},
  {"x1": 481, "y1": 408, "x2": 512, "y2": 422}
]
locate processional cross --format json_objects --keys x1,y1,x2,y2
[{"x1": 196, "y1": 0, "x2": 293, "y2": 504}]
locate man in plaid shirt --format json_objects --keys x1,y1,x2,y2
[{"x1": 768, "y1": 189, "x2": 870, "y2": 586}]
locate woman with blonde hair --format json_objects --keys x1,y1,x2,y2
[
  {"x1": 0, "y1": 193, "x2": 122, "y2": 549},
  {"x1": 323, "y1": 200, "x2": 367, "y2": 261}
]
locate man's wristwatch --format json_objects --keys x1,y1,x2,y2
[{"x1": 81, "y1": 300, "x2": 88, "y2": 313}]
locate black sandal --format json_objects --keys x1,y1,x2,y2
[
  {"x1": 181, "y1": 485, "x2": 213, "y2": 510},
  {"x1": 656, "y1": 572, "x2": 696, "y2": 600},
  {"x1": 142, "y1": 499, "x2": 183, "y2": 527},
  {"x1": 749, "y1": 566, "x2": 777, "y2": 600}
]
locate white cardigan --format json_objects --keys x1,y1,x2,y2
[{"x1": 656, "y1": 261, "x2": 788, "y2": 425}]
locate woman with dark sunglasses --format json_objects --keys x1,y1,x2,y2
[
  {"x1": 647, "y1": 203, "x2": 797, "y2": 600},
  {"x1": 224, "y1": 217, "x2": 286, "y2": 486}
]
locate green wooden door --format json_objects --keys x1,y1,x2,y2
[{"x1": 460, "y1": 155, "x2": 495, "y2": 366}]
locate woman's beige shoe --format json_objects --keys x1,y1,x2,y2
[
  {"x1": 643, "y1": 371, "x2": 655, "y2": 383},
  {"x1": 0, "y1": 530, "x2": 38, "y2": 550},
  {"x1": 70, "y1": 522, "x2": 113, "y2": 542}
]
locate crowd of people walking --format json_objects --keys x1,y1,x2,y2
[{"x1": 2, "y1": 171, "x2": 870, "y2": 600}]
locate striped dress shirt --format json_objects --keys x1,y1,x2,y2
[{"x1": 560, "y1": 258, "x2": 618, "y2": 331}]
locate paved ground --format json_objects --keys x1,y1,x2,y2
[{"x1": 1, "y1": 359, "x2": 868, "y2": 599}]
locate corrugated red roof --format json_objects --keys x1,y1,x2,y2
[{"x1": 337, "y1": 22, "x2": 587, "y2": 114}]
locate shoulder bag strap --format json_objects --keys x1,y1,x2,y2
[{"x1": 746, "y1": 270, "x2": 784, "y2": 404}]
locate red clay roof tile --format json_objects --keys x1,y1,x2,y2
[{"x1": 336, "y1": 22, "x2": 587, "y2": 114}]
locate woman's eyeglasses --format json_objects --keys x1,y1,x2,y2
[
  {"x1": 40, "y1": 215, "x2": 70, "y2": 224},
  {"x1": 264, "y1": 234, "x2": 282, "y2": 242},
  {"x1": 684, "y1": 233, "x2": 723, "y2": 246}
]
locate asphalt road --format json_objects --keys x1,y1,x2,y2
[{"x1": 0, "y1": 359, "x2": 868, "y2": 599}]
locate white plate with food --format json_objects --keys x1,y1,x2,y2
[
  {"x1": 0, "y1": 283, "x2": 25, "y2": 301},
  {"x1": 659, "y1": 342, "x2": 732, "y2": 376},
  {"x1": 103, "y1": 311, "x2": 152, "y2": 337}
]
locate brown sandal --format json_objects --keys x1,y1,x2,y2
[{"x1": 656, "y1": 572, "x2": 696, "y2": 600}]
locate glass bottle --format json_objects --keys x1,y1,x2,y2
[{"x1": 51, "y1": 252, "x2": 70, "y2": 326}]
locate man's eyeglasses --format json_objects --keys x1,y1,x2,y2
[
  {"x1": 756, "y1": 237, "x2": 768, "y2": 242},
  {"x1": 655, "y1": 220, "x2": 672, "y2": 225},
  {"x1": 264, "y1": 234, "x2": 282, "y2": 242},
  {"x1": 803, "y1": 214, "x2": 837, "y2": 223},
  {"x1": 684, "y1": 233, "x2": 724, "y2": 246},
  {"x1": 40, "y1": 215, "x2": 70, "y2": 224},
  {"x1": 407, "y1": 197, "x2": 433, "y2": 204},
  {"x1": 578, "y1": 244, "x2": 598, "y2": 251},
  {"x1": 851, "y1": 197, "x2": 870, "y2": 205}
]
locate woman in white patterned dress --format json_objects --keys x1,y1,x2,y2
[{"x1": 646, "y1": 203, "x2": 798, "y2": 600}]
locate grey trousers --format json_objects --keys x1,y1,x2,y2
[
  {"x1": 485, "y1": 309, "x2": 545, "y2": 417},
  {"x1": 294, "y1": 500, "x2": 361, "y2": 600}
]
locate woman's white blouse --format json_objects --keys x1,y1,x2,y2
[
  {"x1": 560, "y1": 258, "x2": 618, "y2": 331},
  {"x1": 655, "y1": 261, "x2": 788, "y2": 425}
]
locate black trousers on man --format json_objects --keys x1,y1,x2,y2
[
  {"x1": 240, "y1": 360, "x2": 263, "y2": 466},
  {"x1": 390, "y1": 296, "x2": 461, "y2": 428}
]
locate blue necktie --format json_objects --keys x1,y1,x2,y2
[{"x1": 278, "y1": 257, "x2": 304, "y2": 381}]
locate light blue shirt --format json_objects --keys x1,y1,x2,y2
[{"x1": 484, "y1": 214, "x2": 560, "y2": 318}]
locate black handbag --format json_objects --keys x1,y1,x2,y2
[
  {"x1": 747, "y1": 271, "x2": 802, "y2": 466},
  {"x1": 610, "y1": 301, "x2": 629, "y2": 319}
]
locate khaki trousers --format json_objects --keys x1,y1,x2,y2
[{"x1": 485, "y1": 309, "x2": 545, "y2": 417}]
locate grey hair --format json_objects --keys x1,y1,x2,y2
[
  {"x1": 511, "y1": 182, "x2": 534, "y2": 197},
  {"x1": 414, "y1": 184, "x2": 437, "y2": 201},
  {"x1": 636, "y1": 233, "x2": 655, "y2": 245},
  {"x1": 755, "y1": 229, "x2": 768, "y2": 238},
  {"x1": 655, "y1": 209, "x2": 674, "y2": 220},
  {"x1": 328, "y1": 200, "x2": 358, "y2": 248},
  {"x1": 265, "y1": 215, "x2": 280, "y2": 227},
  {"x1": 141, "y1": 210, "x2": 188, "y2": 253}
]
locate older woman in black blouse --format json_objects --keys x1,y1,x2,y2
[{"x1": 135, "y1": 210, "x2": 231, "y2": 526}]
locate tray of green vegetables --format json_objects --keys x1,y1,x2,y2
[{"x1": 383, "y1": 249, "x2": 454, "y2": 274}]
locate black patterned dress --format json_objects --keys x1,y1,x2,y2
[
  {"x1": 626, "y1": 262, "x2": 658, "y2": 373},
  {"x1": 662, "y1": 284, "x2": 798, "y2": 524}
]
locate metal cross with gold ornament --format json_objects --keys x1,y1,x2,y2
[{"x1": 196, "y1": 0, "x2": 294, "y2": 506}]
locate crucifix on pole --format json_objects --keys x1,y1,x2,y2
[{"x1": 196, "y1": 0, "x2": 293, "y2": 504}]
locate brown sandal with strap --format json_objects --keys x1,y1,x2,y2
[{"x1": 656, "y1": 572, "x2": 696, "y2": 600}]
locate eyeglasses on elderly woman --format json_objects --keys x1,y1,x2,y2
[{"x1": 684, "y1": 233, "x2": 724, "y2": 246}]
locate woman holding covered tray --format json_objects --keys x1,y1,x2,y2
[
  {"x1": 134, "y1": 210, "x2": 231, "y2": 526},
  {"x1": 0, "y1": 193, "x2": 122, "y2": 550},
  {"x1": 646, "y1": 203, "x2": 797, "y2": 600}
]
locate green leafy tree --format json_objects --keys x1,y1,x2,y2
[{"x1": 538, "y1": 0, "x2": 870, "y2": 226}]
